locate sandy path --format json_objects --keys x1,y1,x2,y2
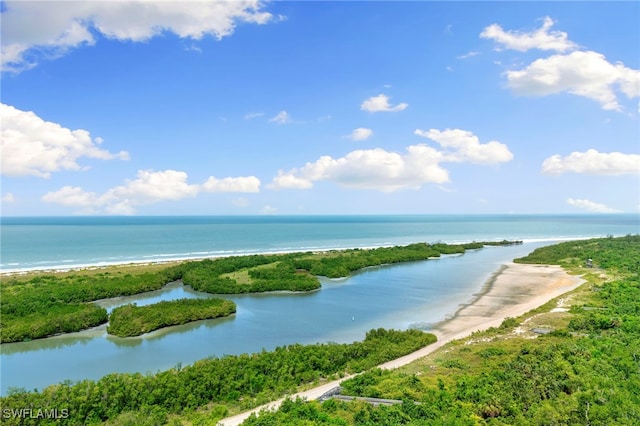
[{"x1": 217, "y1": 262, "x2": 584, "y2": 426}]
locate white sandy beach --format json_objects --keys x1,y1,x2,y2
[{"x1": 217, "y1": 262, "x2": 585, "y2": 426}]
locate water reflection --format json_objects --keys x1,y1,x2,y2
[
  {"x1": 1, "y1": 282, "x2": 223, "y2": 355},
  {"x1": 94, "y1": 280, "x2": 215, "y2": 313},
  {"x1": 1, "y1": 332, "x2": 101, "y2": 355},
  {"x1": 107, "y1": 314, "x2": 238, "y2": 345},
  {"x1": 1, "y1": 242, "x2": 549, "y2": 395}
]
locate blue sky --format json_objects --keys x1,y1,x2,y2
[{"x1": 1, "y1": 1, "x2": 639, "y2": 216}]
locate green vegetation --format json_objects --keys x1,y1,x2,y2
[
  {"x1": 178, "y1": 254, "x2": 321, "y2": 293},
  {"x1": 107, "y1": 298, "x2": 236, "y2": 337},
  {"x1": 514, "y1": 234, "x2": 640, "y2": 272},
  {"x1": 237, "y1": 235, "x2": 640, "y2": 425},
  {"x1": 0, "y1": 269, "x2": 180, "y2": 343},
  {"x1": 0, "y1": 303, "x2": 108, "y2": 344},
  {"x1": 0, "y1": 329, "x2": 436, "y2": 425},
  {"x1": 175, "y1": 243, "x2": 474, "y2": 292},
  {"x1": 1, "y1": 241, "x2": 517, "y2": 342}
]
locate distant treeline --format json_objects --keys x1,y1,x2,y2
[
  {"x1": 107, "y1": 298, "x2": 236, "y2": 337},
  {"x1": 0, "y1": 329, "x2": 436, "y2": 425},
  {"x1": 238, "y1": 235, "x2": 640, "y2": 425},
  {"x1": 514, "y1": 234, "x2": 640, "y2": 272},
  {"x1": 0, "y1": 240, "x2": 519, "y2": 342}
]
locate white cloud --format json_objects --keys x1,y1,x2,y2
[
  {"x1": 42, "y1": 169, "x2": 262, "y2": 214},
  {"x1": 0, "y1": 103, "x2": 129, "y2": 178},
  {"x1": 42, "y1": 186, "x2": 104, "y2": 214},
  {"x1": 347, "y1": 127, "x2": 373, "y2": 141},
  {"x1": 269, "y1": 172, "x2": 314, "y2": 190},
  {"x1": 414, "y1": 128, "x2": 514, "y2": 164},
  {"x1": 506, "y1": 51, "x2": 640, "y2": 111},
  {"x1": 360, "y1": 94, "x2": 408, "y2": 113},
  {"x1": 269, "y1": 110, "x2": 291, "y2": 124},
  {"x1": 260, "y1": 204, "x2": 277, "y2": 215},
  {"x1": 105, "y1": 170, "x2": 199, "y2": 205},
  {"x1": 244, "y1": 112, "x2": 264, "y2": 120},
  {"x1": 202, "y1": 176, "x2": 260, "y2": 192},
  {"x1": 480, "y1": 16, "x2": 576, "y2": 52},
  {"x1": 270, "y1": 128, "x2": 513, "y2": 192},
  {"x1": 567, "y1": 198, "x2": 620, "y2": 213},
  {"x1": 542, "y1": 149, "x2": 640, "y2": 176},
  {"x1": 2, "y1": 193, "x2": 16, "y2": 203},
  {"x1": 457, "y1": 51, "x2": 479, "y2": 60},
  {"x1": 184, "y1": 43, "x2": 203, "y2": 54},
  {"x1": 2, "y1": 0, "x2": 273, "y2": 72},
  {"x1": 270, "y1": 146, "x2": 449, "y2": 192}
]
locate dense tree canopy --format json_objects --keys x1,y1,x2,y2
[
  {"x1": 107, "y1": 298, "x2": 236, "y2": 337},
  {"x1": 0, "y1": 329, "x2": 436, "y2": 425},
  {"x1": 241, "y1": 235, "x2": 640, "y2": 425},
  {"x1": 1, "y1": 241, "x2": 517, "y2": 342}
]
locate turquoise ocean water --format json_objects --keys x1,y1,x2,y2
[
  {"x1": 0, "y1": 214, "x2": 638, "y2": 395},
  {"x1": 1, "y1": 214, "x2": 638, "y2": 273}
]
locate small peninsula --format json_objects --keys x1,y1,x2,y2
[{"x1": 0, "y1": 241, "x2": 520, "y2": 343}]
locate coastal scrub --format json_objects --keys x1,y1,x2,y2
[{"x1": 107, "y1": 298, "x2": 236, "y2": 337}]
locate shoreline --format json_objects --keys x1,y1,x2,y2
[
  {"x1": 217, "y1": 261, "x2": 586, "y2": 426},
  {"x1": 430, "y1": 261, "x2": 584, "y2": 343},
  {"x1": 0, "y1": 236, "x2": 597, "y2": 277},
  {"x1": 0, "y1": 246, "x2": 385, "y2": 276}
]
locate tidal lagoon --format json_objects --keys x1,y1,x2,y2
[{"x1": 1, "y1": 214, "x2": 638, "y2": 395}]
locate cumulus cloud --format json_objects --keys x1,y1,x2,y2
[
  {"x1": 2, "y1": 193, "x2": 16, "y2": 203},
  {"x1": 105, "y1": 170, "x2": 199, "y2": 206},
  {"x1": 414, "y1": 128, "x2": 514, "y2": 164},
  {"x1": 269, "y1": 146, "x2": 448, "y2": 192},
  {"x1": 269, "y1": 172, "x2": 314, "y2": 190},
  {"x1": 1, "y1": 103, "x2": 129, "y2": 178},
  {"x1": 542, "y1": 149, "x2": 640, "y2": 176},
  {"x1": 567, "y1": 198, "x2": 620, "y2": 213},
  {"x1": 42, "y1": 186, "x2": 103, "y2": 213},
  {"x1": 2, "y1": 0, "x2": 273, "y2": 72},
  {"x1": 42, "y1": 169, "x2": 261, "y2": 214},
  {"x1": 360, "y1": 94, "x2": 408, "y2": 113},
  {"x1": 482, "y1": 18, "x2": 639, "y2": 111},
  {"x1": 202, "y1": 176, "x2": 260, "y2": 192},
  {"x1": 269, "y1": 110, "x2": 291, "y2": 124},
  {"x1": 506, "y1": 51, "x2": 640, "y2": 111},
  {"x1": 480, "y1": 16, "x2": 576, "y2": 52},
  {"x1": 270, "y1": 128, "x2": 513, "y2": 192},
  {"x1": 347, "y1": 127, "x2": 373, "y2": 141}
]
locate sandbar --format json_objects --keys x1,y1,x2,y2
[{"x1": 217, "y1": 262, "x2": 585, "y2": 426}]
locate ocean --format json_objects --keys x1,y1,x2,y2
[
  {"x1": 1, "y1": 214, "x2": 638, "y2": 273},
  {"x1": 0, "y1": 214, "x2": 638, "y2": 395}
]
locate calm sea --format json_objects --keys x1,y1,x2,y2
[
  {"x1": 1, "y1": 214, "x2": 638, "y2": 273},
  {"x1": 0, "y1": 214, "x2": 638, "y2": 395}
]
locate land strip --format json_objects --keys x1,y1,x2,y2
[{"x1": 217, "y1": 262, "x2": 585, "y2": 425}]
